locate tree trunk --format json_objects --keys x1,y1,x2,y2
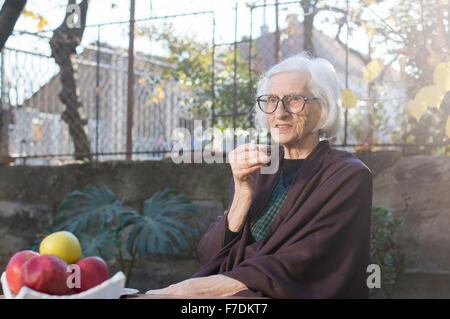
[
  {"x1": 0, "y1": 0, "x2": 27, "y2": 50},
  {"x1": 50, "y1": 0, "x2": 91, "y2": 161},
  {"x1": 301, "y1": 0, "x2": 316, "y2": 55},
  {"x1": 0, "y1": 109, "x2": 13, "y2": 165},
  {"x1": 0, "y1": 0, "x2": 26, "y2": 164}
]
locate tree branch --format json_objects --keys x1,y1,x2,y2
[
  {"x1": 0, "y1": 0, "x2": 27, "y2": 50},
  {"x1": 334, "y1": 19, "x2": 370, "y2": 65}
]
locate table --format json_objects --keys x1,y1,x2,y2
[
  {"x1": 126, "y1": 293, "x2": 266, "y2": 299},
  {"x1": 1, "y1": 294, "x2": 267, "y2": 299}
]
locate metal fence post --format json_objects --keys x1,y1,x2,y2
[
  {"x1": 0, "y1": 48, "x2": 11, "y2": 163},
  {"x1": 344, "y1": 0, "x2": 349, "y2": 147},
  {"x1": 126, "y1": 0, "x2": 136, "y2": 160},
  {"x1": 95, "y1": 25, "x2": 101, "y2": 161},
  {"x1": 232, "y1": 0, "x2": 238, "y2": 133},
  {"x1": 211, "y1": 16, "x2": 216, "y2": 129},
  {"x1": 249, "y1": 6, "x2": 254, "y2": 128},
  {"x1": 275, "y1": 0, "x2": 280, "y2": 64}
]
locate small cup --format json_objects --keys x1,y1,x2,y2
[
  {"x1": 256, "y1": 144, "x2": 273, "y2": 166},
  {"x1": 256, "y1": 144, "x2": 273, "y2": 156}
]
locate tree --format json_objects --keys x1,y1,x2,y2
[
  {"x1": 389, "y1": 0, "x2": 449, "y2": 154},
  {"x1": 0, "y1": 0, "x2": 27, "y2": 165},
  {"x1": 309, "y1": 0, "x2": 449, "y2": 153},
  {"x1": 0, "y1": 0, "x2": 27, "y2": 50},
  {"x1": 50, "y1": 0, "x2": 92, "y2": 161},
  {"x1": 355, "y1": 0, "x2": 450, "y2": 154},
  {"x1": 139, "y1": 23, "x2": 258, "y2": 130},
  {"x1": 300, "y1": 0, "x2": 318, "y2": 55}
]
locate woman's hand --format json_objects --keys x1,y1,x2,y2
[
  {"x1": 226, "y1": 144, "x2": 271, "y2": 232},
  {"x1": 228, "y1": 143, "x2": 271, "y2": 198},
  {"x1": 145, "y1": 275, "x2": 248, "y2": 297}
]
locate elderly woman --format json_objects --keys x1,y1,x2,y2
[{"x1": 146, "y1": 53, "x2": 373, "y2": 298}]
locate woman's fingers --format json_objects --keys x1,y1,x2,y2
[
  {"x1": 239, "y1": 163, "x2": 265, "y2": 176},
  {"x1": 236, "y1": 149, "x2": 269, "y2": 161},
  {"x1": 228, "y1": 143, "x2": 272, "y2": 184},
  {"x1": 233, "y1": 143, "x2": 272, "y2": 156},
  {"x1": 146, "y1": 284, "x2": 177, "y2": 295},
  {"x1": 228, "y1": 143, "x2": 258, "y2": 161},
  {"x1": 230, "y1": 149, "x2": 271, "y2": 165},
  {"x1": 234, "y1": 143, "x2": 259, "y2": 154},
  {"x1": 232, "y1": 158, "x2": 269, "y2": 180}
]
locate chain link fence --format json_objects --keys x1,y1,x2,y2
[
  {"x1": 1, "y1": 12, "x2": 214, "y2": 165},
  {"x1": 0, "y1": 2, "x2": 448, "y2": 165}
]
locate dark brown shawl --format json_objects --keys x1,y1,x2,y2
[{"x1": 192, "y1": 140, "x2": 373, "y2": 298}]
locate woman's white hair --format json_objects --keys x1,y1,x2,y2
[{"x1": 254, "y1": 52, "x2": 342, "y2": 140}]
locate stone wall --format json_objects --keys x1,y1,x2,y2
[
  {"x1": 371, "y1": 154, "x2": 450, "y2": 274},
  {"x1": 0, "y1": 151, "x2": 449, "y2": 294}
]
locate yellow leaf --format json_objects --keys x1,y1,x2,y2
[
  {"x1": 138, "y1": 77, "x2": 147, "y2": 87},
  {"x1": 341, "y1": 88, "x2": 358, "y2": 109},
  {"x1": 407, "y1": 100, "x2": 426, "y2": 122},
  {"x1": 33, "y1": 124, "x2": 42, "y2": 141},
  {"x1": 146, "y1": 85, "x2": 165, "y2": 106},
  {"x1": 361, "y1": 21, "x2": 376, "y2": 37},
  {"x1": 433, "y1": 61, "x2": 450, "y2": 93},
  {"x1": 157, "y1": 86, "x2": 165, "y2": 100},
  {"x1": 22, "y1": 10, "x2": 37, "y2": 20},
  {"x1": 146, "y1": 97, "x2": 157, "y2": 106},
  {"x1": 417, "y1": 85, "x2": 445, "y2": 109},
  {"x1": 363, "y1": 58, "x2": 383, "y2": 84},
  {"x1": 446, "y1": 115, "x2": 450, "y2": 138},
  {"x1": 37, "y1": 16, "x2": 47, "y2": 32}
]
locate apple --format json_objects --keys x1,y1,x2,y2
[
  {"x1": 21, "y1": 254, "x2": 74, "y2": 295},
  {"x1": 74, "y1": 256, "x2": 110, "y2": 293},
  {"x1": 5, "y1": 250, "x2": 40, "y2": 294}
]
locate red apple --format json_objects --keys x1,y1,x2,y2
[
  {"x1": 5, "y1": 250, "x2": 40, "y2": 294},
  {"x1": 74, "y1": 256, "x2": 110, "y2": 293},
  {"x1": 21, "y1": 254, "x2": 74, "y2": 295}
]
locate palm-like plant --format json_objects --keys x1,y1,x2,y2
[
  {"x1": 55, "y1": 184, "x2": 129, "y2": 235},
  {"x1": 32, "y1": 184, "x2": 198, "y2": 287},
  {"x1": 118, "y1": 188, "x2": 199, "y2": 257}
]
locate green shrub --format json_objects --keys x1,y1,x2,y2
[{"x1": 370, "y1": 205, "x2": 406, "y2": 298}]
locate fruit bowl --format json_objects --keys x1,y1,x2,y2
[{"x1": 1, "y1": 271, "x2": 128, "y2": 299}]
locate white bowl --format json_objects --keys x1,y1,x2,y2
[{"x1": 1, "y1": 271, "x2": 130, "y2": 299}]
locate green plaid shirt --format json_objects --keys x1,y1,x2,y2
[{"x1": 251, "y1": 172, "x2": 290, "y2": 241}]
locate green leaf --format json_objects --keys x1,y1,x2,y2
[
  {"x1": 136, "y1": 225, "x2": 149, "y2": 256},
  {"x1": 123, "y1": 189, "x2": 198, "y2": 256},
  {"x1": 78, "y1": 229, "x2": 117, "y2": 261},
  {"x1": 55, "y1": 184, "x2": 131, "y2": 236}
]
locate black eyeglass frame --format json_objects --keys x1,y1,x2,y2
[{"x1": 256, "y1": 94, "x2": 320, "y2": 114}]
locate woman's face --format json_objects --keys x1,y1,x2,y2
[{"x1": 266, "y1": 71, "x2": 322, "y2": 147}]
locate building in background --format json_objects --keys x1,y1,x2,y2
[{"x1": 4, "y1": 43, "x2": 188, "y2": 164}]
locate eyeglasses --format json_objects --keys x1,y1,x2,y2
[{"x1": 256, "y1": 94, "x2": 320, "y2": 114}]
